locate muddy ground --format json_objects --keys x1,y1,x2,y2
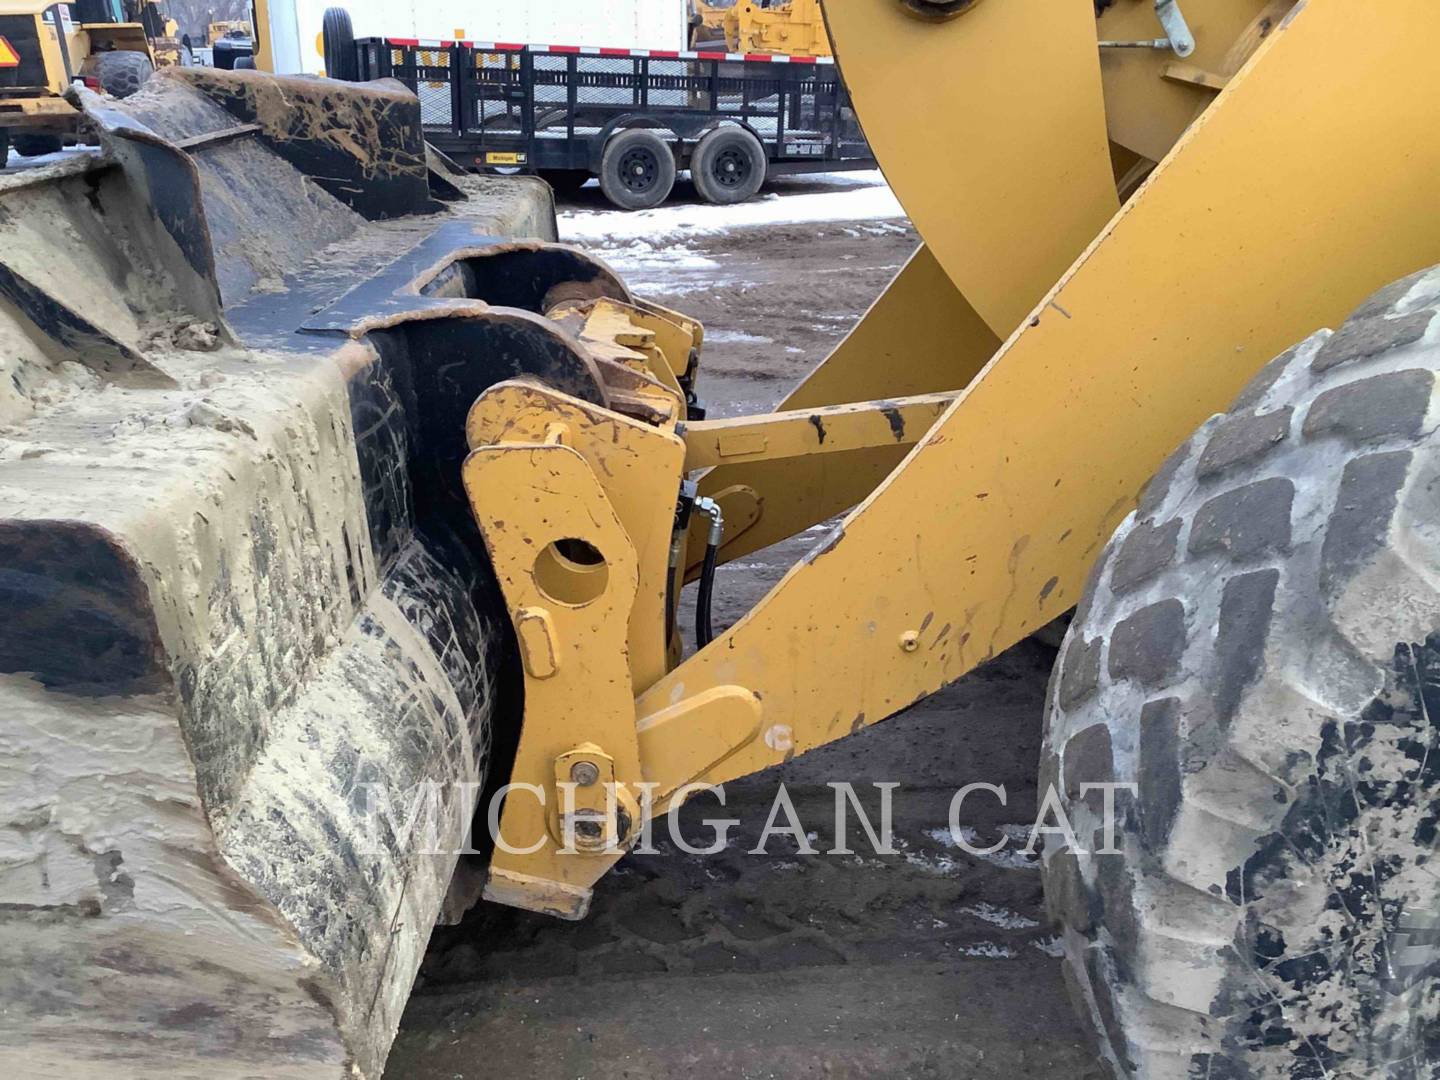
[{"x1": 386, "y1": 177, "x2": 1106, "y2": 1079}]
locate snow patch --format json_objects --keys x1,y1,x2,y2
[
  {"x1": 962, "y1": 903, "x2": 1040, "y2": 930},
  {"x1": 560, "y1": 170, "x2": 905, "y2": 246},
  {"x1": 705, "y1": 329, "x2": 773, "y2": 345},
  {"x1": 593, "y1": 240, "x2": 720, "y2": 272},
  {"x1": 954, "y1": 941, "x2": 1016, "y2": 959},
  {"x1": 924, "y1": 826, "x2": 1040, "y2": 871},
  {"x1": 1031, "y1": 936, "x2": 1066, "y2": 958}
]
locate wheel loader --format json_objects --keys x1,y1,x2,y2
[
  {"x1": 691, "y1": 0, "x2": 833, "y2": 57},
  {"x1": 0, "y1": 0, "x2": 161, "y2": 160},
  {"x1": 1, "y1": 1, "x2": 1437, "y2": 1078}
]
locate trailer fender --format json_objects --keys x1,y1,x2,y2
[
  {"x1": 587, "y1": 114, "x2": 676, "y2": 174},
  {"x1": 684, "y1": 118, "x2": 768, "y2": 170}
]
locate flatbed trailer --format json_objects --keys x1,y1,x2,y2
[{"x1": 349, "y1": 36, "x2": 876, "y2": 209}]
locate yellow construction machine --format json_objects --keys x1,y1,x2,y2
[
  {"x1": 0, "y1": 0, "x2": 159, "y2": 158},
  {"x1": 206, "y1": 17, "x2": 249, "y2": 42},
  {"x1": 691, "y1": 0, "x2": 832, "y2": 57},
  {"x1": 3, "y1": 1, "x2": 1439, "y2": 1078}
]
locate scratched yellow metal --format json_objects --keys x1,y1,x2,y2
[
  {"x1": 1097, "y1": 0, "x2": 1295, "y2": 163},
  {"x1": 573, "y1": 300, "x2": 689, "y2": 396},
  {"x1": 463, "y1": 441, "x2": 642, "y2": 918},
  {"x1": 637, "y1": 0, "x2": 1440, "y2": 785},
  {"x1": 821, "y1": 0, "x2": 1119, "y2": 336},
  {"x1": 466, "y1": 381, "x2": 685, "y2": 694},
  {"x1": 684, "y1": 392, "x2": 955, "y2": 472},
  {"x1": 691, "y1": 246, "x2": 998, "y2": 573}
]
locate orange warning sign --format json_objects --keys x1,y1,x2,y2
[{"x1": 0, "y1": 37, "x2": 19, "y2": 68}]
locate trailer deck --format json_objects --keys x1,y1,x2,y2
[{"x1": 352, "y1": 38, "x2": 875, "y2": 206}]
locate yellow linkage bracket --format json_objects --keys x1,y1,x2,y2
[
  {"x1": 463, "y1": 380, "x2": 764, "y2": 918},
  {"x1": 462, "y1": 378, "x2": 953, "y2": 916}
]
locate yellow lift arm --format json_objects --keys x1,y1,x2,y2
[{"x1": 463, "y1": 0, "x2": 1440, "y2": 917}]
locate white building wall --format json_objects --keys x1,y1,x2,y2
[{"x1": 268, "y1": 0, "x2": 689, "y2": 74}]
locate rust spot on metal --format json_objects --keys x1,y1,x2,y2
[{"x1": 808, "y1": 413, "x2": 827, "y2": 444}]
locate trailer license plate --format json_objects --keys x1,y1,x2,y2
[{"x1": 485, "y1": 151, "x2": 526, "y2": 165}]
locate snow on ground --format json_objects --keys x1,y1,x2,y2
[
  {"x1": 559, "y1": 170, "x2": 908, "y2": 283},
  {"x1": 558, "y1": 170, "x2": 904, "y2": 245}
]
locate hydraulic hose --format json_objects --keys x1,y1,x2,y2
[{"x1": 694, "y1": 497, "x2": 724, "y2": 650}]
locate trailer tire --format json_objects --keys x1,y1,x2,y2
[
  {"x1": 322, "y1": 7, "x2": 358, "y2": 82},
  {"x1": 599, "y1": 128, "x2": 675, "y2": 211},
  {"x1": 13, "y1": 133, "x2": 62, "y2": 157},
  {"x1": 95, "y1": 50, "x2": 153, "y2": 99},
  {"x1": 541, "y1": 170, "x2": 590, "y2": 198},
  {"x1": 1042, "y1": 265, "x2": 1440, "y2": 1078},
  {"x1": 691, "y1": 125, "x2": 766, "y2": 205}
]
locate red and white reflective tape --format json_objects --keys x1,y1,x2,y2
[{"x1": 383, "y1": 37, "x2": 834, "y2": 64}]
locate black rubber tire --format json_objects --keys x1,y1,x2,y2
[
  {"x1": 1042, "y1": 266, "x2": 1440, "y2": 1078},
  {"x1": 234, "y1": 56, "x2": 256, "y2": 70},
  {"x1": 691, "y1": 125, "x2": 766, "y2": 205},
  {"x1": 541, "y1": 170, "x2": 591, "y2": 197},
  {"x1": 12, "y1": 133, "x2": 62, "y2": 157},
  {"x1": 0, "y1": 128, "x2": 10, "y2": 167},
  {"x1": 322, "y1": 7, "x2": 357, "y2": 82},
  {"x1": 598, "y1": 128, "x2": 675, "y2": 211},
  {"x1": 94, "y1": 50, "x2": 153, "y2": 99}
]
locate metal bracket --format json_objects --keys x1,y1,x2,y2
[
  {"x1": 1099, "y1": 0, "x2": 1195, "y2": 57},
  {"x1": 463, "y1": 379, "x2": 767, "y2": 918}
]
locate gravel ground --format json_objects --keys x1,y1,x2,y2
[{"x1": 385, "y1": 174, "x2": 1106, "y2": 1080}]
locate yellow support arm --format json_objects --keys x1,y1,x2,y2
[
  {"x1": 644, "y1": 0, "x2": 1440, "y2": 782},
  {"x1": 682, "y1": 393, "x2": 954, "y2": 471}
]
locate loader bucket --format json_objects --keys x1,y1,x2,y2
[{"x1": 0, "y1": 66, "x2": 613, "y2": 1078}]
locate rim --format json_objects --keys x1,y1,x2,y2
[
  {"x1": 710, "y1": 144, "x2": 753, "y2": 189},
  {"x1": 618, "y1": 146, "x2": 660, "y2": 194}
]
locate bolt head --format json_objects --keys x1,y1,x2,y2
[
  {"x1": 570, "y1": 760, "x2": 601, "y2": 786},
  {"x1": 900, "y1": 630, "x2": 920, "y2": 652}
]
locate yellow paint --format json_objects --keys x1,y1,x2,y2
[
  {"x1": 466, "y1": 381, "x2": 685, "y2": 695},
  {"x1": 821, "y1": 0, "x2": 1119, "y2": 336},
  {"x1": 638, "y1": 0, "x2": 1440, "y2": 787},
  {"x1": 0, "y1": 2, "x2": 154, "y2": 114},
  {"x1": 469, "y1": 0, "x2": 1440, "y2": 915},
  {"x1": 683, "y1": 392, "x2": 954, "y2": 471},
  {"x1": 693, "y1": 245, "x2": 997, "y2": 573},
  {"x1": 1098, "y1": 0, "x2": 1294, "y2": 163},
  {"x1": 571, "y1": 298, "x2": 696, "y2": 396},
  {"x1": 721, "y1": 0, "x2": 833, "y2": 57},
  {"x1": 463, "y1": 440, "x2": 643, "y2": 918}
]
